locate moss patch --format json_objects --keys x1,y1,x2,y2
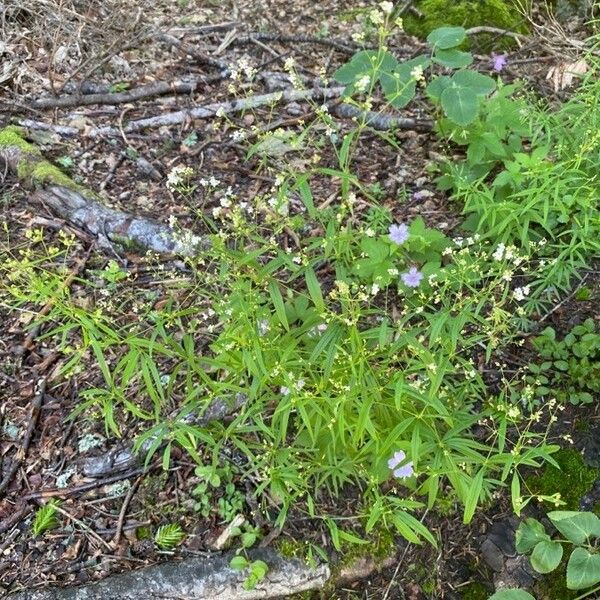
[
  {"x1": 0, "y1": 126, "x2": 85, "y2": 192},
  {"x1": 460, "y1": 581, "x2": 490, "y2": 600},
  {"x1": 404, "y1": 0, "x2": 529, "y2": 47},
  {"x1": 525, "y1": 448, "x2": 600, "y2": 511},
  {"x1": 16, "y1": 159, "x2": 79, "y2": 190},
  {"x1": 534, "y1": 561, "x2": 579, "y2": 600},
  {"x1": 0, "y1": 126, "x2": 42, "y2": 156}
]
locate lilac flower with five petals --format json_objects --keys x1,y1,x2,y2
[
  {"x1": 401, "y1": 266, "x2": 423, "y2": 288},
  {"x1": 388, "y1": 450, "x2": 414, "y2": 479},
  {"x1": 492, "y1": 53, "x2": 507, "y2": 72},
  {"x1": 389, "y1": 223, "x2": 409, "y2": 245}
]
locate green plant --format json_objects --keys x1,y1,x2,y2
[
  {"x1": 192, "y1": 463, "x2": 245, "y2": 521},
  {"x1": 526, "y1": 319, "x2": 600, "y2": 406},
  {"x1": 154, "y1": 523, "x2": 185, "y2": 549},
  {"x1": 334, "y1": 25, "x2": 498, "y2": 126},
  {"x1": 229, "y1": 524, "x2": 269, "y2": 590},
  {"x1": 508, "y1": 511, "x2": 600, "y2": 598},
  {"x1": 32, "y1": 500, "x2": 60, "y2": 536}
]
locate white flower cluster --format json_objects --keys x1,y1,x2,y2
[
  {"x1": 229, "y1": 56, "x2": 256, "y2": 81},
  {"x1": 513, "y1": 285, "x2": 531, "y2": 301},
  {"x1": 166, "y1": 165, "x2": 194, "y2": 192}
]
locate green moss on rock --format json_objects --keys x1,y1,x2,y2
[
  {"x1": 404, "y1": 0, "x2": 528, "y2": 44},
  {"x1": 526, "y1": 448, "x2": 600, "y2": 511}
]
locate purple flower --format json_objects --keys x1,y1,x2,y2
[
  {"x1": 401, "y1": 266, "x2": 423, "y2": 288},
  {"x1": 492, "y1": 53, "x2": 507, "y2": 72},
  {"x1": 387, "y1": 450, "x2": 414, "y2": 479},
  {"x1": 412, "y1": 190, "x2": 428, "y2": 201},
  {"x1": 389, "y1": 223, "x2": 409, "y2": 245}
]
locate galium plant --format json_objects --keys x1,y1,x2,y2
[{"x1": 2, "y1": 4, "x2": 595, "y2": 558}]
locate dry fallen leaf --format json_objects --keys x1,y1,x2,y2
[{"x1": 546, "y1": 58, "x2": 589, "y2": 91}]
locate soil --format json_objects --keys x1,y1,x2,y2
[{"x1": 0, "y1": 1, "x2": 598, "y2": 599}]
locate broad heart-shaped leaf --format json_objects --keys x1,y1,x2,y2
[
  {"x1": 488, "y1": 590, "x2": 535, "y2": 600},
  {"x1": 548, "y1": 511, "x2": 600, "y2": 544},
  {"x1": 566, "y1": 547, "x2": 600, "y2": 590},
  {"x1": 334, "y1": 50, "x2": 399, "y2": 90},
  {"x1": 333, "y1": 51, "x2": 377, "y2": 84},
  {"x1": 427, "y1": 26, "x2": 466, "y2": 50},
  {"x1": 516, "y1": 518, "x2": 550, "y2": 554},
  {"x1": 530, "y1": 540, "x2": 563, "y2": 574},
  {"x1": 451, "y1": 70, "x2": 496, "y2": 96},
  {"x1": 440, "y1": 85, "x2": 479, "y2": 126},
  {"x1": 426, "y1": 76, "x2": 452, "y2": 101},
  {"x1": 380, "y1": 74, "x2": 416, "y2": 108},
  {"x1": 433, "y1": 49, "x2": 473, "y2": 68}
]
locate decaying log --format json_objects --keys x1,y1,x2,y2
[
  {"x1": 7, "y1": 548, "x2": 331, "y2": 600},
  {"x1": 0, "y1": 126, "x2": 206, "y2": 256}
]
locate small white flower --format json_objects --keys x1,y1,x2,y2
[
  {"x1": 355, "y1": 74, "x2": 371, "y2": 92},
  {"x1": 284, "y1": 57, "x2": 296, "y2": 71},
  {"x1": 379, "y1": 1, "x2": 394, "y2": 15},
  {"x1": 492, "y1": 243, "x2": 506, "y2": 261},
  {"x1": 369, "y1": 8, "x2": 384, "y2": 24},
  {"x1": 410, "y1": 65, "x2": 425, "y2": 83}
]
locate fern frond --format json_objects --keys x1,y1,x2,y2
[
  {"x1": 154, "y1": 523, "x2": 185, "y2": 549},
  {"x1": 32, "y1": 501, "x2": 60, "y2": 536}
]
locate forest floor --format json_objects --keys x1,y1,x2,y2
[{"x1": 0, "y1": 1, "x2": 599, "y2": 599}]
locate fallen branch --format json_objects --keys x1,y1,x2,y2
[
  {"x1": 20, "y1": 86, "x2": 347, "y2": 137},
  {"x1": 334, "y1": 102, "x2": 433, "y2": 132},
  {"x1": 465, "y1": 25, "x2": 529, "y2": 42},
  {"x1": 20, "y1": 86, "x2": 434, "y2": 138},
  {"x1": 231, "y1": 32, "x2": 361, "y2": 54},
  {"x1": 0, "y1": 127, "x2": 206, "y2": 256},
  {"x1": 31, "y1": 76, "x2": 224, "y2": 110},
  {"x1": 7, "y1": 548, "x2": 331, "y2": 600}
]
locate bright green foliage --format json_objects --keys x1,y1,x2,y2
[
  {"x1": 404, "y1": 0, "x2": 528, "y2": 43},
  {"x1": 154, "y1": 523, "x2": 185, "y2": 549},
  {"x1": 512, "y1": 512, "x2": 600, "y2": 597},
  {"x1": 32, "y1": 501, "x2": 60, "y2": 536},
  {"x1": 488, "y1": 590, "x2": 535, "y2": 600},
  {"x1": 230, "y1": 554, "x2": 269, "y2": 590},
  {"x1": 526, "y1": 319, "x2": 600, "y2": 406},
  {"x1": 334, "y1": 26, "x2": 496, "y2": 125},
  {"x1": 191, "y1": 463, "x2": 245, "y2": 520}
]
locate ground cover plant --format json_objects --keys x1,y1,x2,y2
[{"x1": 0, "y1": 1, "x2": 599, "y2": 598}]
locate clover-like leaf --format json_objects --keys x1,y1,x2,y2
[
  {"x1": 440, "y1": 85, "x2": 479, "y2": 126},
  {"x1": 433, "y1": 49, "x2": 473, "y2": 69},
  {"x1": 427, "y1": 26, "x2": 466, "y2": 50},
  {"x1": 549, "y1": 511, "x2": 600, "y2": 545},
  {"x1": 566, "y1": 547, "x2": 600, "y2": 590},
  {"x1": 516, "y1": 518, "x2": 550, "y2": 554},
  {"x1": 426, "y1": 76, "x2": 452, "y2": 101},
  {"x1": 530, "y1": 540, "x2": 563, "y2": 574},
  {"x1": 452, "y1": 70, "x2": 496, "y2": 96}
]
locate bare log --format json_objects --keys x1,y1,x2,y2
[{"x1": 6, "y1": 548, "x2": 331, "y2": 600}]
